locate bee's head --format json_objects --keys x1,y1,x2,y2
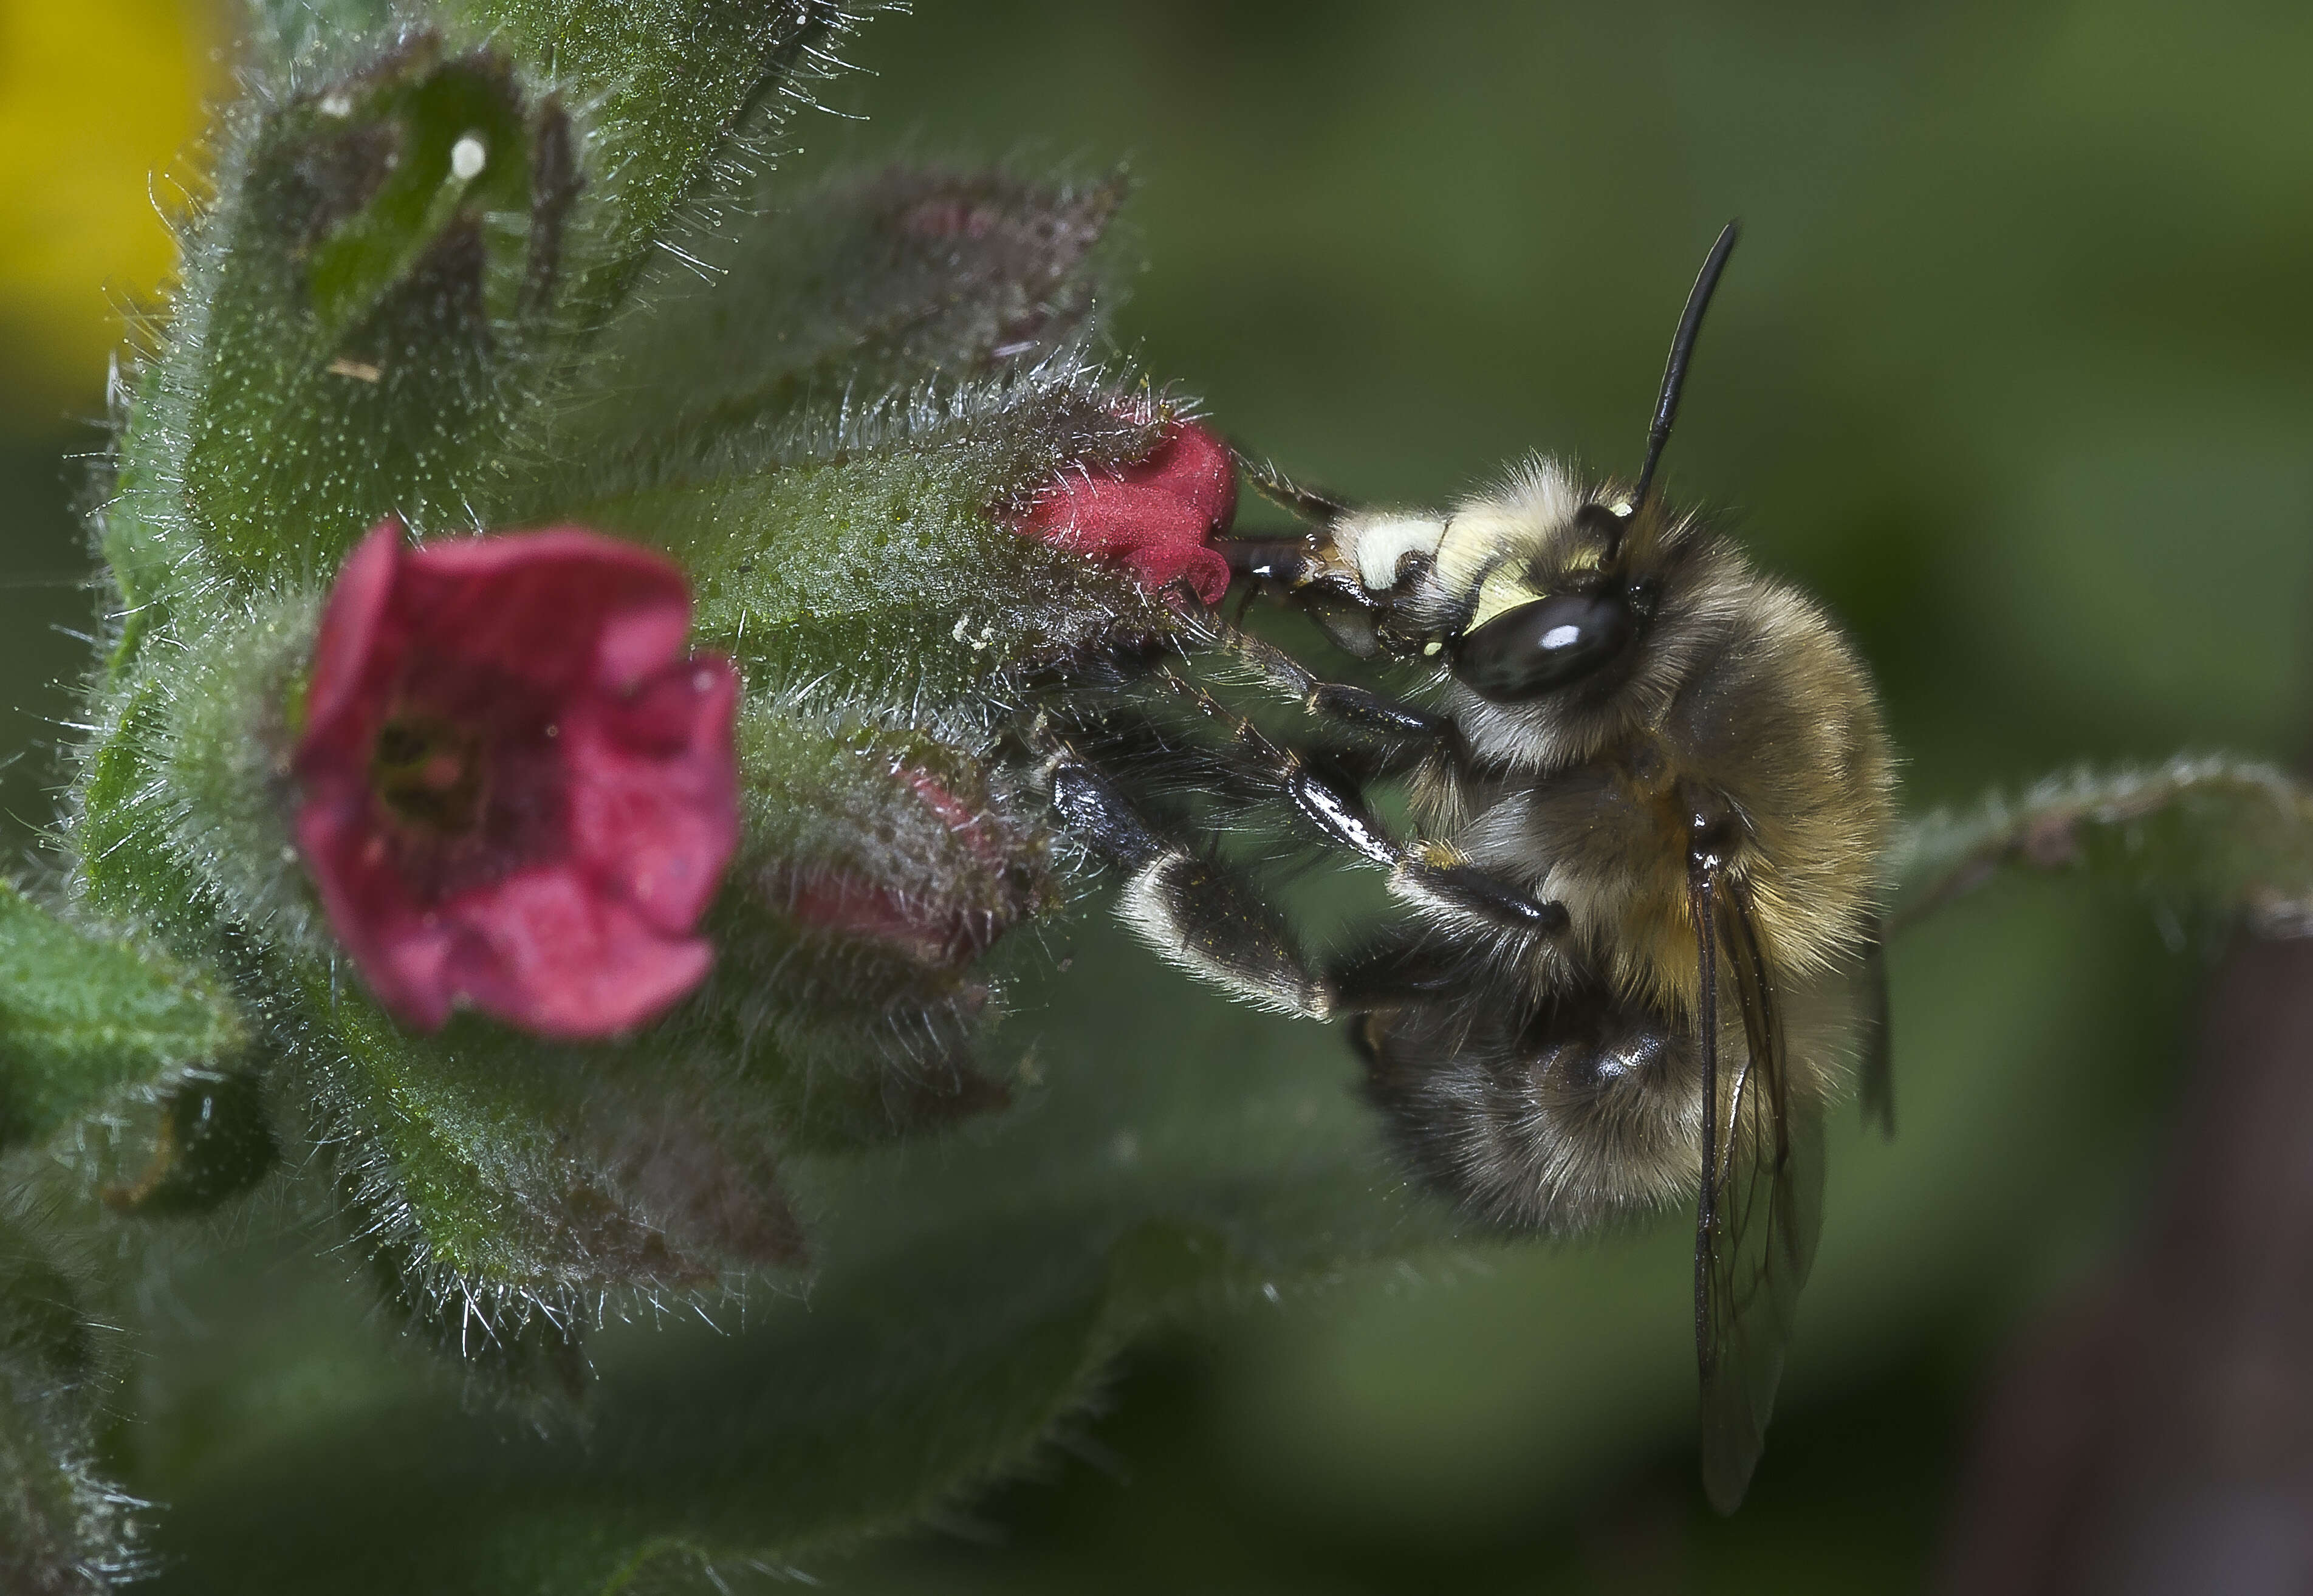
[
  {"x1": 1405, "y1": 462, "x2": 1733, "y2": 762},
  {"x1": 1442, "y1": 491, "x2": 1660, "y2": 703},
  {"x1": 1426, "y1": 219, "x2": 1744, "y2": 758}
]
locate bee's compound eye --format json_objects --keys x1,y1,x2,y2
[{"x1": 1451, "y1": 592, "x2": 1635, "y2": 702}]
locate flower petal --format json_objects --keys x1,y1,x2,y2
[
  {"x1": 565, "y1": 656, "x2": 742, "y2": 934},
  {"x1": 294, "y1": 525, "x2": 736, "y2": 1039},
  {"x1": 400, "y1": 529, "x2": 691, "y2": 692},
  {"x1": 303, "y1": 519, "x2": 404, "y2": 750},
  {"x1": 293, "y1": 776, "x2": 454, "y2": 1030},
  {"x1": 444, "y1": 866, "x2": 714, "y2": 1039}
]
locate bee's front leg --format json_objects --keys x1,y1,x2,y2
[{"x1": 1165, "y1": 594, "x2": 1451, "y2": 747}]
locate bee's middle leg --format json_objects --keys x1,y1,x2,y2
[{"x1": 1031, "y1": 723, "x2": 1332, "y2": 1021}]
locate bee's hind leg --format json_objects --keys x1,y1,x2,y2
[
  {"x1": 1323, "y1": 927, "x2": 1471, "y2": 1015},
  {"x1": 1031, "y1": 725, "x2": 1333, "y2": 1021}
]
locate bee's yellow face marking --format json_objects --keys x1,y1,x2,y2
[
  {"x1": 1458, "y1": 534, "x2": 1610, "y2": 634},
  {"x1": 1436, "y1": 457, "x2": 1622, "y2": 636},
  {"x1": 1467, "y1": 566, "x2": 1540, "y2": 632}
]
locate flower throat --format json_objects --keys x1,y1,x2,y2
[{"x1": 369, "y1": 709, "x2": 489, "y2": 836}]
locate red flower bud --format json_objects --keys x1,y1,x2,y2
[
  {"x1": 784, "y1": 765, "x2": 1027, "y2": 967},
  {"x1": 1013, "y1": 416, "x2": 1236, "y2": 603},
  {"x1": 294, "y1": 521, "x2": 741, "y2": 1038}
]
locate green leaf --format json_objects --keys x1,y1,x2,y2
[
  {"x1": 1893, "y1": 755, "x2": 2313, "y2": 936},
  {"x1": 0, "y1": 1208, "x2": 139, "y2": 1591},
  {"x1": 66, "y1": 674, "x2": 193, "y2": 926},
  {"x1": 241, "y1": 0, "x2": 395, "y2": 69},
  {"x1": 551, "y1": 371, "x2": 1168, "y2": 713},
  {"x1": 134, "y1": 906, "x2": 1444, "y2": 1594},
  {"x1": 296, "y1": 46, "x2": 555, "y2": 340},
  {"x1": 68, "y1": 592, "x2": 321, "y2": 962},
  {"x1": 433, "y1": 0, "x2": 873, "y2": 326},
  {"x1": 0, "y1": 883, "x2": 247, "y2": 1151},
  {"x1": 171, "y1": 38, "x2": 577, "y2": 591}
]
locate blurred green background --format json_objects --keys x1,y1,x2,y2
[{"x1": 4, "y1": 1, "x2": 2310, "y2": 1590}]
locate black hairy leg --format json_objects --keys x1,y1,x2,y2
[
  {"x1": 1148, "y1": 666, "x2": 1567, "y2": 939},
  {"x1": 1323, "y1": 925, "x2": 1476, "y2": 1014},
  {"x1": 1209, "y1": 532, "x2": 1393, "y2": 659},
  {"x1": 1017, "y1": 608, "x2": 1439, "y2": 781},
  {"x1": 1165, "y1": 594, "x2": 1450, "y2": 747},
  {"x1": 1230, "y1": 447, "x2": 1351, "y2": 526},
  {"x1": 1031, "y1": 721, "x2": 1330, "y2": 1020}
]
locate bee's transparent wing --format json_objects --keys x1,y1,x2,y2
[
  {"x1": 1688, "y1": 865, "x2": 1826, "y2": 1515},
  {"x1": 1856, "y1": 912, "x2": 1894, "y2": 1137}
]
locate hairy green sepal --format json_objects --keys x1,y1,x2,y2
[{"x1": 0, "y1": 883, "x2": 245, "y2": 1151}]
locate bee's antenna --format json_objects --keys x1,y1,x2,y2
[{"x1": 1631, "y1": 219, "x2": 1740, "y2": 513}]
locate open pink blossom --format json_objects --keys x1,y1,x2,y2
[
  {"x1": 294, "y1": 521, "x2": 740, "y2": 1038},
  {"x1": 1012, "y1": 416, "x2": 1237, "y2": 603}
]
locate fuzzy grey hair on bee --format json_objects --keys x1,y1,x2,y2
[{"x1": 1022, "y1": 221, "x2": 1895, "y2": 1512}]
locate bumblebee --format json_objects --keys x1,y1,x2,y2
[{"x1": 1032, "y1": 224, "x2": 1894, "y2": 1509}]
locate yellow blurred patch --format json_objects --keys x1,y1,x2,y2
[{"x1": 0, "y1": 0, "x2": 224, "y2": 420}]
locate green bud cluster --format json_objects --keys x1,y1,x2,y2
[
  {"x1": 10, "y1": 1, "x2": 1199, "y2": 1575},
  {"x1": 67, "y1": 0, "x2": 1167, "y2": 1350}
]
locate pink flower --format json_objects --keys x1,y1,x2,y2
[
  {"x1": 294, "y1": 521, "x2": 741, "y2": 1038},
  {"x1": 1013, "y1": 416, "x2": 1237, "y2": 603}
]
